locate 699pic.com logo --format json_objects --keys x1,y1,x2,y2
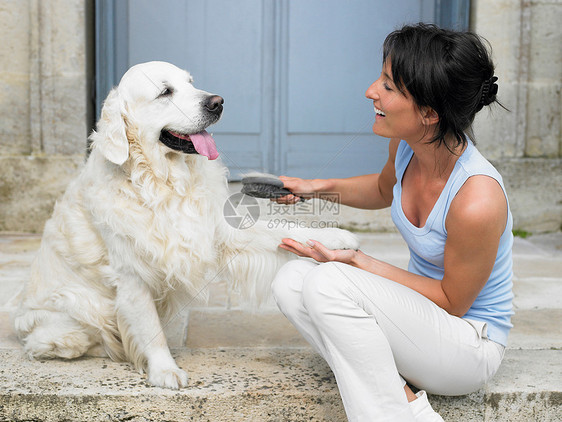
[{"x1": 223, "y1": 193, "x2": 260, "y2": 229}]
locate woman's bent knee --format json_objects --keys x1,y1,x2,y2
[
  {"x1": 272, "y1": 259, "x2": 315, "y2": 313},
  {"x1": 302, "y1": 262, "x2": 353, "y2": 317}
]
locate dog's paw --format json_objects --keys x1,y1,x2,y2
[
  {"x1": 324, "y1": 229, "x2": 360, "y2": 250},
  {"x1": 147, "y1": 365, "x2": 189, "y2": 389},
  {"x1": 146, "y1": 349, "x2": 189, "y2": 389},
  {"x1": 303, "y1": 228, "x2": 360, "y2": 251}
]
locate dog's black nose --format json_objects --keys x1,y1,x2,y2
[{"x1": 204, "y1": 95, "x2": 224, "y2": 115}]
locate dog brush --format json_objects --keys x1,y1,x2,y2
[{"x1": 241, "y1": 173, "x2": 304, "y2": 201}]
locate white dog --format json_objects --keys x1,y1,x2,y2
[{"x1": 11, "y1": 61, "x2": 359, "y2": 389}]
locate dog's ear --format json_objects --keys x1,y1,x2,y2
[{"x1": 89, "y1": 88, "x2": 129, "y2": 165}]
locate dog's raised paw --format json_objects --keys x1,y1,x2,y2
[
  {"x1": 147, "y1": 366, "x2": 189, "y2": 389},
  {"x1": 304, "y1": 228, "x2": 360, "y2": 251},
  {"x1": 326, "y1": 229, "x2": 360, "y2": 250}
]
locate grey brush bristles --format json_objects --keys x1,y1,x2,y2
[{"x1": 241, "y1": 172, "x2": 304, "y2": 201}]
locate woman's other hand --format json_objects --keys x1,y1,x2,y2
[{"x1": 279, "y1": 238, "x2": 361, "y2": 265}]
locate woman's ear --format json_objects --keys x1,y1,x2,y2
[
  {"x1": 420, "y1": 107, "x2": 440, "y2": 126},
  {"x1": 88, "y1": 88, "x2": 129, "y2": 165}
]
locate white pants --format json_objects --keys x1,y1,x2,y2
[{"x1": 272, "y1": 260, "x2": 505, "y2": 422}]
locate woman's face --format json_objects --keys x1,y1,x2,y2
[{"x1": 365, "y1": 61, "x2": 432, "y2": 143}]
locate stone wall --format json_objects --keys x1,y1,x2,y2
[
  {"x1": 471, "y1": 0, "x2": 562, "y2": 233},
  {"x1": 0, "y1": 0, "x2": 92, "y2": 232},
  {"x1": 0, "y1": 0, "x2": 560, "y2": 233}
]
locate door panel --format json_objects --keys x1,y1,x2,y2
[
  {"x1": 280, "y1": 0, "x2": 433, "y2": 178},
  {"x1": 123, "y1": 0, "x2": 269, "y2": 177},
  {"x1": 286, "y1": 0, "x2": 424, "y2": 133},
  {"x1": 96, "y1": 1, "x2": 468, "y2": 179}
]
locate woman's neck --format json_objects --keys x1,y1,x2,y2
[{"x1": 408, "y1": 137, "x2": 466, "y2": 180}]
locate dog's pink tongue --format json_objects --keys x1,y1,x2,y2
[{"x1": 189, "y1": 130, "x2": 219, "y2": 160}]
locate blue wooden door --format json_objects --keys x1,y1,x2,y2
[
  {"x1": 279, "y1": 0, "x2": 434, "y2": 179},
  {"x1": 96, "y1": 0, "x2": 468, "y2": 179}
]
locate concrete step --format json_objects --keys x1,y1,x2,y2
[
  {"x1": 0, "y1": 348, "x2": 560, "y2": 422},
  {"x1": 0, "y1": 232, "x2": 561, "y2": 421}
]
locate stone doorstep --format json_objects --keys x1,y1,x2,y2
[
  {"x1": 2, "y1": 307, "x2": 561, "y2": 352},
  {"x1": 512, "y1": 256, "x2": 562, "y2": 279},
  {"x1": 178, "y1": 308, "x2": 562, "y2": 351},
  {"x1": 513, "y1": 278, "x2": 562, "y2": 310},
  {"x1": 1, "y1": 308, "x2": 560, "y2": 421},
  {"x1": 1, "y1": 232, "x2": 561, "y2": 420},
  {"x1": 0, "y1": 349, "x2": 560, "y2": 422}
]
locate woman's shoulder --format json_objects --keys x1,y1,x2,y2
[
  {"x1": 457, "y1": 142, "x2": 504, "y2": 182},
  {"x1": 448, "y1": 173, "x2": 508, "y2": 236}
]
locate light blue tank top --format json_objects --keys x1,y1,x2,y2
[{"x1": 391, "y1": 140, "x2": 514, "y2": 346}]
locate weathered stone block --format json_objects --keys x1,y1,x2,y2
[
  {"x1": 494, "y1": 158, "x2": 562, "y2": 233},
  {"x1": 472, "y1": 0, "x2": 524, "y2": 83},
  {"x1": 0, "y1": 155, "x2": 84, "y2": 233},
  {"x1": 525, "y1": 83, "x2": 561, "y2": 157},
  {"x1": 0, "y1": 75, "x2": 31, "y2": 155},
  {"x1": 0, "y1": 0, "x2": 32, "y2": 156},
  {"x1": 528, "y1": 2, "x2": 562, "y2": 82},
  {"x1": 39, "y1": 74, "x2": 89, "y2": 155},
  {"x1": 473, "y1": 83, "x2": 522, "y2": 160},
  {"x1": 0, "y1": 0, "x2": 31, "y2": 73}
]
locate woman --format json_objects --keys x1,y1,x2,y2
[{"x1": 272, "y1": 23, "x2": 513, "y2": 422}]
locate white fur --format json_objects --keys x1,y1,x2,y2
[{"x1": 11, "y1": 61, "x2": 359, "y2": 389}]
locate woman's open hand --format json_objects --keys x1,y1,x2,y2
[{"x1": 279, "y1": 238, "x2": 360, "y2": 265}]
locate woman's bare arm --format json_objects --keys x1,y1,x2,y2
[
  {"x1": 280, "y1": 174, "x2": 508, "y2": 317},
  {"x1": 278, "y1": 139, "x2": 400, "y2": 209}
]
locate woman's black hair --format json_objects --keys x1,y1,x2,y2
[{"x1": 383, "y1": 23, "x2": 505, "y2": 152}]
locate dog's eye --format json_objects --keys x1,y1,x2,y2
[{"x1": 158, "y1": 87, "x2": 174, "y2": 98}]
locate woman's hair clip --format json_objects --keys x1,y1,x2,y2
[{"x1": 480, "y1": 76, "x2": 499, "y2": 107}]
